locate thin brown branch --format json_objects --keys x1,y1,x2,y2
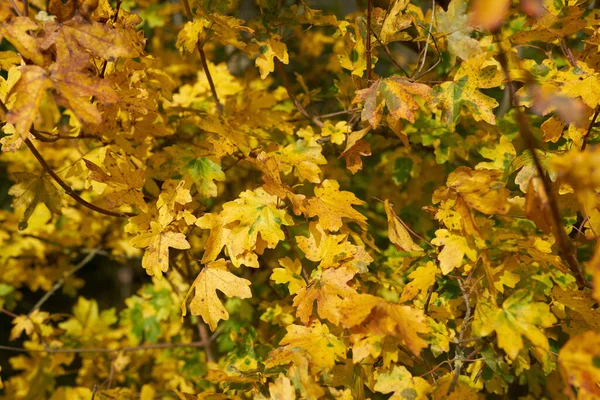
[
  {"x1": 414, "y1": 0, "x2": 436, "y2": 79},
  {"x1": 275, "y1": 59, "x2": 323, "y2": 128},
  {"x1": 495, "y1": 35, "x2": 590, "y2": 289},
  {"x1": 366, "y1": 0, "x2": 373, "y2": 82},
  {"x1": 22, "y1": 0, "x2": 28, "y2": 16},
  {"x1": 582, "y1": 106, "x2": 600, "y2": 151},
  {"x1": 9, "y1": 0, "x2": 22, "y2": 16},
  {"x1": 448, "y1": 279, "x2": 472, "y2": 394},
  {"x1": 29, "y1": 247, "x2": 101, "y2": 315},
  {"x1": 24, "y1": 138, "x2": 135, "y2": 218},
  {"x1": 196, "y1": 320, "x2": 215, "y2": 362},
  {"x1": 0, "y1": 340, "x2": 212, "y2": 354},
  {"x1": 1, "y1": 308, "x2": 18, "y2": 318},
  {"x1": 181, "y1": 0, "x2": 223, "y2": 115},
  {"x1": 371, "y1": 30, "x2": 409, "y2": 77}
]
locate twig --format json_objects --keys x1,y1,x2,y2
[
  {"x1": 412, "y1": 22, "x2": 443, "y2": 81},
  {"x1": 371, "y1": 30, "x2": 410, "y2": 77},
  {"x1": 366, "y1": 0, "x2": 373, "y2": 82},
  {"x1": 1, "y1": 308, "x2": 18, "y2": 318},
  {"x1": 22, "y1": 0, "x2": 28, "y2": 16},
  {"x1": 0, "y1": 340, "x2": 213, "y2": 354},
  {"x1": 414, "y1": 0, "x2": 436, "y2": 79},
  {"x1": 275, "y1": 60, "x2": 323, "y2": 127},
  {"x1": 29, "y1": 247, "x2": 101, "y2": 315},
  {"x1": 448, "y1": 279, "x2": 472, "y2": 394},
  {"x1": 423, "y1": 282, "x2": 436, "y2": 314},
  {"x1": 494, "y1": 36, "x2": 590, "y2": 289},
  {"x1": 9, "y1": 0, "x2": 22, "y2": 16},
  {"x1": 181, "y1": 0, "x2": 224, "y2": 115},
  {"x1": 24, "y1": 138, "x2": 135, "y2": 218},
  {"x1": 582, "y1": 106, "x2": 600, "y2": 151},
  {"x1": 196, "y1": 320, "x2": 215, "y2": 362},
  {"x1": 0, "y1": 98, "x2": 132, "y2": 218}
]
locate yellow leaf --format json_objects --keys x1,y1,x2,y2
[
  {"x1": 384, "y1": 200, "x2": 423, "y2": 253},
  {"x1": 340, "y1": 294, "x2": 429, "y2": 355},
  {"x1": 306, "y1": 179, "x2": 367, "y2": 231},
  {"x1": 129, "y1": 221, "x2": 191, "y2": 277},
  {"x1": 156, "y1": 180, "x2": 193, "y2": 227},
  {"x1": 255, "y1": 35, "x2": 288, "y2": 79},
  {"x1": 400, "y1": 262, "x2": 438, "y2": 303},
  {"x1": 6, "y1": 66, "x2": 53, "y2": 139},
  {"x1": 9, "y1": 171, "x2": 63, "y2": 231},
  {"x1": 197, "y1": 187, "x2": 293, "y2": 268},
  {"x1": 268, "y1": 374, "x2": 296, "y2": 400},
  {"x1": 472, "y1": 290, "x2": 557, "y2": 363},
  {"x1": 293, "y1": 266, "x2": 357, "y2": 324},
  {"x1": 380, "y1": 0, "x2": 412, "y2": 44},
  {"x1": 436, "y1": 0, "x2": 481, "y2": 62},
  {"x1": 296, "y1": 222, "x2": 372, "y2": 271},
  {"x1": 272, "y1": 139, "x2": 327, "y2": 184},
  {"x1": 558, "y1": 331, "x2": 600, "y2": 399},
  {"x1": 182, "y1": 259, "x2": 252, "y2": 331},
  {"x1": 266, "y1": 321, "x2": 346, "y2": 371},
  {"x1": 374, "y1": 365, "x2": 432, "y2": 400},
  {"x1": 431, "y1": 229, "x2": 477, "y2": 275},
  {"x1": 0, "y1": 17, "x2": 43, "y2": 65},
  {"x1": 84, "y1": 149, "x2": 147, "y2": 213},
  {"x1": 176, "y1": 18, "x2": 209, "y2": 53},
  {"x1": 432, "y1": 374, "x2": 483, "y2": 399},
  {"x1": 271, "y1": 257, "x2": 306, "y2": 295}
]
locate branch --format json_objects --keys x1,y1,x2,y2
[
  {"x1": 24, "y1": 138, "x2": 135, "y2": 218},
  {"x1": 0, "y1": 340, "x2": 213, "y2": 354},
  {"x1": 22, "y1": 0, "x2": 28, "y2": 17},
  {"x1": 495, "y1": 36, "x2": 590, "y2": 289},
  {"x1": 181, "y1": 0, "x2": 223, "y2": 115},
  {"x1": 413, "y1": 0, "x2": 436, "y2": 79},
  {"x1": 448, "y1": 279, "x2": 472, "y2": 394},
  {"x1": 275, "y1": 59, "x2": 324, "y2": 128},
  {"x1": 582, "y1": 106, "x2": 600, "y2": 151},
  {"x1": 366, "y1": 0, "x2": 373, "y2": 82},
  {"x1": 29, "y1": 247, "x2": 101, "y2": 315},
  {"x1": 9, "y1": 0, "x2": 22, "y2": 16},
  {"x1": 196, "y1": 320, "x2": 215, "y2": 362},
  {"x1": 371, "y1": 30, "x2": 409, "y2": 77}
]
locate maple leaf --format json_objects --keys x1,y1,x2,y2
[
  {"x1": 436, "y1": 0, "x2": 481, "y2": 62},
  {"x1": 196, "y1": 187, "x2": 294, "y2": 268},
  {"x1": 354, "y1": 76, "x2": 432, "y2": 128},
  {"x1": 182, "y1": 259, "x2": 252, "y2": 331},
  {"x1": 433, "y1": 53, "x2": 503, "y2": 127},
  {"x1": 271, "y1": 139, "x2": 327, "y2": 184},
  {"x1": 296, "y1": 222, "x2": 372, "y2": 271},
  {"x1": 84, "y1": 150, "x2": 147, "y2": 213},
  {"x1": 384, "y1": 199, "x2": 423, "y2": 253},
  {"x1": 433, "y1": 167, "x2": 510, "y2": 215},
  {"x1": 255, "y1": 35, "x2": 289, "y2": 79},
  {"x1": 374, "y1": 365, "x2": 432, "y2": 400},
  {"x1": 558, "y1": 331, "x2": 600, "y2": 399},
  {"x1": 341, "y1": 126, "x2": 371, "y2": 175},
  {"x1": 176, "y1": 18, "x2": 209, "y2": 53},
  {"x1": 379, "y1": 0, "x2": 412, "y2": 44},
  {"x1": 293, "y1": 266, "x2": 357, "y2": 325},
  {"x1": 400, "y1": 262, "x2": 438, "y2": 303},
  {"x1": 470, "y1": 0, "x2": 510, "y2": 31},
  {"x1": 305, "y1": 179, "x2": 367, "y2": 231},
  {"x1": 266, "y1": 321, "x2": 346, "y2": 371},
  {"x1": 340, "y1": 294, "x2": 429, "y2": 355},
  {"x1": 431, "y1": 229, "x2": 477, "y2": 275},
  {"x1": 271, "y1": 257, "x2": 306, "y2": 295},
  {"x1": 58, "y1": 297, "x2": 117, "y2": 339},
  {"x1": 6, "y1": 66, "x2": 53, "y2": 139},
  {"x1": 129, "y1": 221, "x2": 191, "y2": 277},
  {"x1": 10, "y1": 310, "x2": 51, "y2": 340},
  {"x1": 156, "y1": 180, "x2": 193, "y2": 227},
  {"x1": 183, "y1": 156, "x2": 226, "y2": 198},
  {"x1": 9, "y1": 171, "x2": 63, "y2": 230},
  {"x1": 472, "y1": 290, "x2": 557, "y2": 362},
  {"x1": 0, "y1": 17, "x2": 43, "y2": 65}
]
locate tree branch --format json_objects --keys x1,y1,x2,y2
[
  {"x1": 181, "y1": 0, "x2": 224, "y2": 115},
  {"x1": 0, "y1": 340, "x2": 213, "y2": 354},
  {"x1": 29, "y1": 247, "x2": 101, "y2": 315},
  {"x1": 24, "y1": 138, "x2": 135, "y2": 218},
  {"x1": 275, "y1": 59, "x2": 323, "y2": 127},
  {"x1": 494, "y1": 36, "x2": 590, "y2": 288},
  {"x1": 366, "y1": 0, "x2": 373, "y2": 82},
  {"x1": 582, "y1": 106, "x2": 600, "y2": 151}
]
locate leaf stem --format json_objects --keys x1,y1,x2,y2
[
  {"x1": 275, "y1": 59, "x2": 323, "y2": 127},
  {"x1": 181, "y1": 0, "x2": 224, "y2": 115},
  {"x1": 22, "y1": 0, "x2": 27, "y2": 16}
]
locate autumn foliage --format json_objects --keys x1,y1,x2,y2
[{"x1": 1, "y1": 0, "x2": 600, "y2": 398}]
